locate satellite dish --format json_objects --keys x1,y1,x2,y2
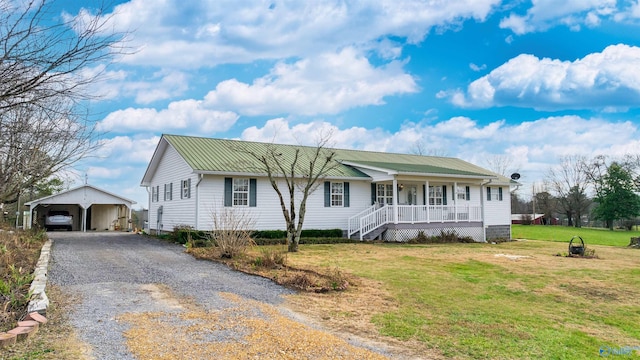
[{"x1": 510, "y1": 173, "x2": 521, "y2": 180}]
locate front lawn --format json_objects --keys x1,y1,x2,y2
[
  {"x1": 282, "y1": 241, "x2": 640, "y2": 359},
  {"x1": 512, "y1": 224, "x2": 640, "y2": 247}
]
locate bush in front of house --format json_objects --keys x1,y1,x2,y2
[
  {"x1": 408, "y1": 230, "x2": 475, "y2": 244},
  {"x1": 252, "y1": 228, "x2": 343, "y2": 239}
]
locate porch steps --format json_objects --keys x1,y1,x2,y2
[{"x1": 350, "y1": 225, "x2": 387, "y2": 241}]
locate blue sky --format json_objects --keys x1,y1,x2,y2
[{"x1": 51, "y1": 0, "x2": 640, "y2": 208}]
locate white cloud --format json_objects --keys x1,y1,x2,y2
[
  {"x1": 499, "y1": 0, "x2": 617, "y2": 34},
  {"x1": 88, "y1": 0, "x2": 499, "y2": 68},
  {"x1": 448, "y1": 44, "x2": 640, "y2": 110},
  {"x1": 98, "y1": 100, "x2": 239, "y2": 134},
  {"x1": 204, "y1": 48, "x2": 418, "y2": 116},
  {"x1": 241, "y1": 116, "x2": 640, "y2": 189}
]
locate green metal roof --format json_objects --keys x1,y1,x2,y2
[{"x1": 160, "y1": 134, "x2": 501, "y2": 180}]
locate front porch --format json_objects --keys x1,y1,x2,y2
[{"x1": 348, "y1": 203, "x2": 483, "y2": 240}]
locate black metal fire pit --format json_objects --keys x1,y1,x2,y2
[{"x1": 568, "y1": 236, "x2": 585, "y2": 256}]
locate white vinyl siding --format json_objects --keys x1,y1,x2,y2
[
  {"x1": 147, "y1": 145, "x2": 197, "y2": 232},
  {"x1": 484, "y1": 185, "x2": 511, "y2": 226},
  {"x1": 197, "y1": 176, "x2": 371, "y2": 231}
]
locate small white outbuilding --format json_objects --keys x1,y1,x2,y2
[{"x1": 24, "y1": 184, "x2": 136, "y2": 232}]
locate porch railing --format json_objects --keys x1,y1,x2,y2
[
  {"x1": 396, "y1": 205, "x2": 482, "y2": 223},
  {"x1": 349, "y1": 204, "x2": 482, "y2": 240}
]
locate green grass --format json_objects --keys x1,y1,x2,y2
[
  {"x1": 512, "y1": 224, "x2": 639, "y2": 247},
  {"x1": 289, "y1": 241, "x2": 640, "y2": 359}
]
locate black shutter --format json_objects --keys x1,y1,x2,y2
[
  {"x1": 423, "y1": 184, "x2": 426, "y2": 205},
  {"x1": 187, "y1": 178, "x2": 191, "y2": 198},
  {"x1": 465, "y1": 186, "x2": 470, "y2": 201},
  {"x1": 224, "y1": 178, "x2": 232, "y2": 207},
  {"x1": 180, "y1": 180, "x2": 183, "y2": 199},
  {"x1": 487, "y1": 187, "x2": 491, "y2": 201},
  {"x1": 344, "y1": 182, "x2": 350, "y2": 207},
  {"x1": 443, "y1": 186, "x2": 447, "y2": 205},
  {"x1": 324, "y1": 181, "x2": 331, "y2": 207},
  {"x1": 249, "y1": 178, "x2": 257, "y2": 207},
  {"x1": 371, "y1": 183, "x2": 376, "y2": 205}
]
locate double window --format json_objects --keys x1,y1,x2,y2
[
  {"x1": 376, "y1": 184, "x2": 394, "y2": 205},
  {"x1": 429, "y1": 186, "x2": 444, "y2": 205}
]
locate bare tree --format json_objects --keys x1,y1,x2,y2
[
  {"x1": 408, "y1": 140, "x2": 449, "y2": 157},
  {"x1": 0, "y1": 0, "x2": 126, "y2": 205},
  {"x1": 244, "y1": 133, "x2": 340, "y2": 252},
  {"x1": 484, "y1": 154, "x2": 518, "y2": 177},
  {"x1": 546, "y1": 155, "x2": 591, "y2": 227}
]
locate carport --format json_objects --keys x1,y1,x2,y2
[{"x1": 24, "y1": 184, "x2": 136, "y2": 232}]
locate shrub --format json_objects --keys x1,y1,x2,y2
[
  {"x1": 252, "y1": 248, "x2": 287, "y2": 269},
  {"x1": 209, "y1": 208, "x2": 255, "y2": 258}
]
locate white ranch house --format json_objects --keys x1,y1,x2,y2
[{"x1": 141, "y1": 135, "x2": 515, "y2": 242}]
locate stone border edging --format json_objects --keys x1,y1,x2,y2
[
  {"x1": 27, "y1": 239, "x2": 52, "y2": 314},
  {"x1": 0, "y1": 239, "x2": 52, "y2": 348}
]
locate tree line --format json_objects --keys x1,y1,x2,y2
[{"x1": 512, "y1": 155, "x2": 640, "y2": 230}]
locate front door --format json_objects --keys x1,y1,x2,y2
[{"x1": 407, "y1": 185, "x2": 417, "y2": 205}]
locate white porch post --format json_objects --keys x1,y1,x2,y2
[
  {"x1": 425, "y1": 180, "x2": 429, "y2": 222},
  {"x1": 392, "y1": 178, "x2": 398, "y2": 224},
  {"x1": 454, "y1": 181, "x2": 458, "y2": 223}
]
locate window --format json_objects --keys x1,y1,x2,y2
[
  {"x1": 457, "y1": 186, "x2": 470, "y2": 201},
  {"x1": 164, "y1": 183, "x2": 172, "y2": 201},
  {"x1": 181, "y1": 179, "x2": 191, "y2": 199},
  {"x1": 233, "y1": 178, "x2": 249, "y2": 206},
  {"x1": 429, "y1": 186, "x2": 443, "y2": 205},
  {"x1": 376, "y1": 184, "x2": 393, "y2": 205},
  {"x1": 224, "y1": 178, "x2": 256, "y2": 207},
  {"x1": 487, "y1": 187, "x2": 503, "y2": 201},
  {"x1": 331, "y1": 182, "x2": 344, "y2": 207}
]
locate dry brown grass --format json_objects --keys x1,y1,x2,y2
[
  {"x1": 119, "y1": 290, "x2": 390, "y2": 359},
  {"x1": 187, "y1": 245, "x2": 354, "y2": 292}
]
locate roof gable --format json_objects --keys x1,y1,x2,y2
[{"x1": 25, "y1": 184, "x2": 136, "y2": 207}]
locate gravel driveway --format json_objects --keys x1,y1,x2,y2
[{"x1": 47, "y1": 232, "x2": 390, "y2": 359}]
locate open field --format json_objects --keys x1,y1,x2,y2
[
  {"x1": 282, "y1": 240, "x2": 640, "y2": 359},
  {"x1": 512, "y1": 224, "x2": 640, "y2": 247}
]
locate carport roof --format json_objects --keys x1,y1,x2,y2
[{"x1": 25, "y1": 184, "x2": 136, "y2": 208}]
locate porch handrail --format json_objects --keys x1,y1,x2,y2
[
  {"x1": 348, "y1": 204, "x2": 378, "y2": 237},
  {"x1": 359, "y1": 205, "x2": 390, "y2": 240}
]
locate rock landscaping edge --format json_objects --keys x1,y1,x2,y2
[{"x1": 0, "y1": 239, "x2": 52, "y2": 348}]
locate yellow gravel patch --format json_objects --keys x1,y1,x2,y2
[{"x1": 119, "y1": 292, "x2": 388, "y2": 359}]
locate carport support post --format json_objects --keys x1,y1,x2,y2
[{"x1": 82, "y1": 207, "x2": 87, "y2": 232}]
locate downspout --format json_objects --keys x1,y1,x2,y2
[
  {"x1": 480, "y1": 179, "x2": 493, "y2": 242},
  {"x1": 145, "y1": 186, "x2": 151, "y2": 232},
  {"x1": 195, "y1": 174, "x2": 204, "y2": 230}
]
